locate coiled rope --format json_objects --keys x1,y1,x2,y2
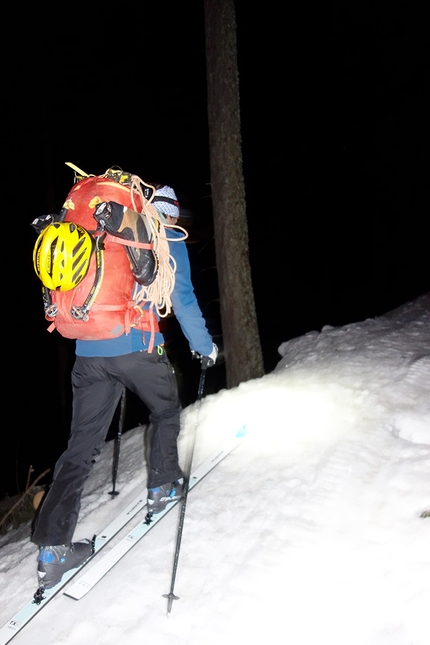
[{"x1": 128, "y1": 175, "x2": 188, "y2": 318}]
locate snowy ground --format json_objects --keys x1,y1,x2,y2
[{"x1": 1, "y1": 294, "x2": 429, "y2": 645}]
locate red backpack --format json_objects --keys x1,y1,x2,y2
[{"x1": 34, "y1": 168, "x2": 169, "y2": 348}]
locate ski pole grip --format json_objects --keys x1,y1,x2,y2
[{"x1": 196, "y1": 360, "x2": 208, "y2": 402}]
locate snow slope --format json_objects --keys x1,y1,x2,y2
[{"x1": 1, "y1": 294, "x2": 429, "y2": 645}]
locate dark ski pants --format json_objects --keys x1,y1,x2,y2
[{"x1": 32, "y1": 348, "x2": 182, "y2": 546}]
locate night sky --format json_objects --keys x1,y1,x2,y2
[{"x1": 2, "y1": 2, "x2": 429, "y2": 498}]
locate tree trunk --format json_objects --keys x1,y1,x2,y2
[{"x1": 204, "y1": 0, "x2": 264, "y2": 388}]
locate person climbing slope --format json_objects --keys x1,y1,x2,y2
[{"x1": 31, "y1": 173, "x2": 217, "y2": 590}]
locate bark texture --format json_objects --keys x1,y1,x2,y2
[{"x1": 205, "y1": 0, "x2": 264, "y2": 387}]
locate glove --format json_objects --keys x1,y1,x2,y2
[
  {"x1": 31, "y1": 214, "x2": 55, "y2": 234},
  {"x1": 30, "y1": 208, "x2": 68, "y2": 233},
  {"x1": 192, "y1": 343, "x2": 218, "y2": 367},
  {"x1": 31, "y1": 208, "x2": 69, "y2": 233}
]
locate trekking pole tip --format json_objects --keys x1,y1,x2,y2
[{"x1": 163, "y1": 592, "x2": 179, "y2": 615}]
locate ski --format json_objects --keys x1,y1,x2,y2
[
  {"x1": 65, "y1": 424, "x2": 248, "y2": 600},
  {"x1": 0, "y1": 424, "x2": 247, "y2": 642},
  {"x1": 0, "y1": 489, "x2": 148, "y2": 645}
]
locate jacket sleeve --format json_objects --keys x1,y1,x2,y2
[{"x1": 169, "y1": 236, "x2": 213, "y2": 356}]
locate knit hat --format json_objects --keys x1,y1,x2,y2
[{"x1": 152, "y1": 186, "x2": 180, "y2": 219}]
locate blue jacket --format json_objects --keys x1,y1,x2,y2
[{"x1": 76, "y1": 228, "x2": 213, "y2": 358}]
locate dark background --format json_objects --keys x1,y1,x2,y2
[{"x1": 1, "y1": 2, "x2": 429, "y2": 499}]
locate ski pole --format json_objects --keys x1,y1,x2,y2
[
  {"x1": 163, "y1": 357, "x2": 209, "y2": 614},
  {"x1": 109, "y1": 387, "x2": 127, "y2": 497}
]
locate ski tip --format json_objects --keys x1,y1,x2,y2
[{"x1": 236, "y1": 424, "x2": 247, "y2": 438}]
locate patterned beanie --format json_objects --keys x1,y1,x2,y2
[{"x1": 152, "y1": 186, "x2": 180, "y2": 219}]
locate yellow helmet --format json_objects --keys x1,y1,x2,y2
[{"x1": 33, "y1": 222, "x2": 94, "y2": 291}]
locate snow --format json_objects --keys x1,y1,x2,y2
[{"x1": 1, "y1": 294, "x2": 429, "y2": 645}]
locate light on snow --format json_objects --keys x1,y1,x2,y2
[{"x1": 0, "y1": 294, "x2": 429, "y2": 645}]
